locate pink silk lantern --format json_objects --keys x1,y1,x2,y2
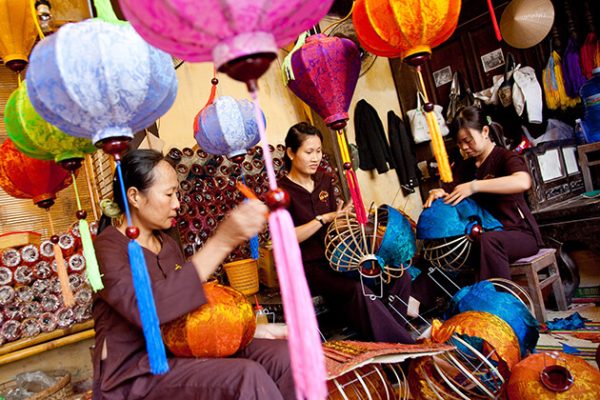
[
  {"x1": 119, "y1": 1, "x2": 335, "y2": 397},
  {"x1": 286, "y1": 34, "x2": 361, "y2": 130}
]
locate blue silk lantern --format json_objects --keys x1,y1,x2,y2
[
  {"x1": 25, "y1": 19, "x2": 177, "y2": 145},
  {"x1": 193, "y1": 96, "x2": 263, "y2": 159},
  {"x1": 25, "y1": 5, "x2": 178, "y2": 375}
]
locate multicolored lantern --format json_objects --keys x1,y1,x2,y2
[
  {"x1": 25, "y1": 0, "x2": 178, "y2": 375},
  {"x1": 119, "y1": 0, "x2": 333, "y2": 395},
  {"x1": 0, "y1": 0, "x2": 38, "y2": 72},
  {"x1": 507, "y1": 352, "x2": 600, "y2": 399},
  {"x1": 162, "y1": 282, "x2": 255, "y2": 358},
  {"x1": 353, "y1": 0, "x2": 461, "y2": 183},
  {"x1": 194, "y1": 96, "x2": 262, "y2": 160},
  {"x1": 285, "y1": 34, "x2": 361, "y2": 130}
]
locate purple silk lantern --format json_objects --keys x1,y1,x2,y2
[
  {"x1": 286, "y1": 34, "x2": 361, "y2": 130},
  {"x1": 193, "y1": 96, "x2": 262, "y2": 160}
]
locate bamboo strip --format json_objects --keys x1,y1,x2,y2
[
  {"x1": 0, "y1": 320, "x2": 94, "y2": 356},
  {"x1": 0, "y1": 329, "x2": 95, "y2": 366}
]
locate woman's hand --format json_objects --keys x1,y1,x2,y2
[
  {"x1": 212, "y1": 200, "x2": 268, "y2": 251},
  {"x1": 253, "y1": 323, "x2": 288, "y2": 339},
  {"x1": 322, "y1": 200, "x2": 351, "y2": 224},
  {"x1": 424, "y1": 188, "x2": 448, "y2": 208},
  {"x1": 444, "y1": 180, "x2": 477, "y2": 206}
]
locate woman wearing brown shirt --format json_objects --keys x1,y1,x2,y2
[
  {"x1": 278, "y1": 122, "x2": 415, "y2": 344},
  {"x1": 425, "y1": 106, "x2": 543, "y2": 280},
  {"x1": 92, "y1": 150, "x2": 294, "y2": 399}
]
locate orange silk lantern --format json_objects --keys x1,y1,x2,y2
[
  {"x1": 0, "y1": 0, "x2": 38, "y2": 72},
  {"x1": 507, "y1": 352, "x2": 600, "y2": 399},
  {"x1": 353, "y1": 0, "x2": 461, "y2": 183},
  {"x1": 0, "y1": 139, "x2": 72, "y2": 208},
  {"x1": 162, "y1": 282, "x2": 256, "y2": 358}
]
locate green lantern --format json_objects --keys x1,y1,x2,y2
[{"x1": 4, "y1": 81, "x2": 96, "y2": 163}]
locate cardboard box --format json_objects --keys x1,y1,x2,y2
[
  {"x1": 0, "y1": 231, "x2": 41, "y2": 250},
  {"x1": 258, "y1": 245, "x2": 279, "y2": 288}
]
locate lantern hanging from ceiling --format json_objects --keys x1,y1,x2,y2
[
  {"x1": 5, "y1": 82, "x2": 96, "y2": 163},
  {"x1": 0, "y1": 0, "x2": 38, "y2": 72},
  {"x1": 119, "y1": 0, "x2": 333, "y2": 396},
  {"x1": 352, "y1": 0, "x2": 461, "y2": 183},
  {"x1": 285, "y1": 34, "x2": 361, "y2": 130},
  {"x1": 193, "y1": 96, "x2": 263, "y2": 160},
  {"x1": 162, "y1": 282, "x2": 256, "y2": 358},
  {"x1": 25, "y1": 0, "x2": 178, "y2": 375},
  {"x1": 507, "y1": 352, "x2": 600, "y2": 399}
]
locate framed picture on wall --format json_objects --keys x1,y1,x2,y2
[
  {"x1": 433, "y1": 66, "x2": 452, "y2": 87},
  {"x1": 481, "y1": 48, "x2": 505, "y2": 73}
]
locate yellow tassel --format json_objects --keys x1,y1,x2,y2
[{"x1": 552, "y1": 51, "x2": 580, "y2": 110}]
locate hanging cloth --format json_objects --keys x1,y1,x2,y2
[
  {"x1": 387, "y1": 111, "x2": 418, "y2": 192},
  {"x1": 354, "y1": 99, "x2": 395, "y2": 173},
  {"x1": 543, "y1": 50, "x2": 580, "y2": 110}
]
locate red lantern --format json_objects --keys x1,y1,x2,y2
[{"x1": 0, "y1": 139, "x2": 72, "y2": 209}]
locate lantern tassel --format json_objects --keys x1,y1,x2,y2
[
  {"x1": 580, "y1": 32, "x2": 598, "y2": 79},
  {"x1": 250, "y1": 90, "x2": 327, "y2": 400},
  {"x1": 94, "y1": 0, "x2": 127, "y2": 25},
  {"x1": 281, "y1": 32, "x2": 309, "y2": 85},
  {"x1": 241, "y1": 175, "x2": 260, "y2": 260},
  {"x1": 416, "y1": 68, "x2": 452, "y2": 182},
  {"x1": 336, "y1": 129, "x2": 367, "y2": 225},
  {"x1": 486, "y1": 0, "x2": 502, "y2": 42},
  {"x1": 562, "y1": 36, "x2": 588, "y2": 98},
  {"x1": 80, "y1": 219, "x2": 104, "y2": 291},
  {"x1": 116, "y1": 162, "x2": 169, "y2": 374}
]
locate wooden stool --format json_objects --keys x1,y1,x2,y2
[{"x1": 509, "y1": 248, "x2": 568, "y2": 323}]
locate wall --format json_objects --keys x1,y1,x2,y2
[{"x1": 158, "y1": 46, "x2": 423, "y2": 221}]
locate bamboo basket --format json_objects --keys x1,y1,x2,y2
[
  {"x1": 0, "y1": 370, "x2": 73, "y2": 400},
  {"x1": 223, "y1": 259, "x2": 259, "y2": 296}
]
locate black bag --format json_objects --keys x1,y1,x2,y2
[
  {"x1": 498, "y1": 52, "x2": 516, "y2": 108},
  {"x1": 446, "y1": 71, "x2": 477, "y2": 125}
]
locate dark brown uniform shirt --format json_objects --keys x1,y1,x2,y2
[
  {"x1": 278, "y1": 172, "x2": 337, "y2": 265},
  {"x1": 92, "y1": 226, "x2": 205, "y2": 398}
]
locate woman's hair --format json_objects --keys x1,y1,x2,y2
[
  {"x1": 450, "y1": 106, "x2": 506, "y2": 146},
  {"x1": 98, "y1": 149, "x2": 165, "y2": 233},
  {"x1": 283, "y1": 122, "x2": 324, "y2": 171}
]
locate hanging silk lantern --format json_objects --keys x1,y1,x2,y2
[
  {"x1": 5, "y1": 82, "x2": 96, "y2": 163},
  {"x1": 0, "y1": 0, "x2": 38, "y2": 72},
  {"x1": 25, "y1": 0, "x2": 178, "y2": 375},
  {"x1": 285, "y1": 34, "x2": 361, "y2": 130},
  {"x1": 119, "y1": 1, "x2": 334, "y2": 396},
  {"x1": 353, "y1": 0, "x2": 460, "y2": 183},
  {"x1": 507, "y1": 352, "x2": 600, "y2": 399},
  {"x1": 193, "y1": 96, "x2": 262, "y2": 160}
]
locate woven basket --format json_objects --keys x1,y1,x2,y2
[
  {"x1": 223, "y1": 258, "x2": 259, "y2": 296},
  {"x1": 0, "y1": 370, "x2": 73, "y2": 400}
]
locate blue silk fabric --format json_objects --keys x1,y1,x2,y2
[
  {"x1": 416, "y1": 198, "x2": 503, "y2": 240},
  {"x1": 447, "y1": 281, "x2": 539, "y2": 357}
]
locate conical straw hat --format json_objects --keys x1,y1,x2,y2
[{"x1": 500, "y1": 0, "x2": 555, "y2": 49}]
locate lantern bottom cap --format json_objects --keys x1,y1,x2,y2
[{"x1": 213, "y1": 32, "x2": 278, "y2": 69}]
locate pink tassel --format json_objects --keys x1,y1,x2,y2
[
  {"x1": 345, "y1": 169, "x2": 368, "y2": 225},
  {"x1": 487, "y1": 0, "x2": 502, "y2": 41},
  {"x1": 250, "y1": 91, "x2": 327, "y2": 399}
]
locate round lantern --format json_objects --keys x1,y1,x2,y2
[
  {"x1": 0, "y1": 139, "x2": 72, "y2": 209},
  {"x1": 26, "y1": 19, "x2": 177, "y2": 145},
  {"x1": 5, "y1": 82, "x2": 96, "y2": 163},
  {"x1": 352, "y1": 0, "x2": 461, "y2": 61},
  {"x1": 286, "y1": 34, "x2": 361, "y2": 130},
  {"x1": 193, "y1": 96, "x2": 262, "y2": 159},
  {"x1": 161, "y1": 282, "x2": 256, "y2": 358},
  {"x1": 417, "y1": 199, "x2": 503, "y2": 271},
  {"x1": 0, "y1": 0, "x2": 38, "y2": 72},
  {"x1": 119, "y1": 0, "x2": 334, "y2": 87},
  {"x1": 507, "y1": 352, "x2": 600, "y2": 399}
]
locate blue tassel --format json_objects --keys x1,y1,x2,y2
[
  {"x1": 116, "y1": 162, "x2": 168, "y2": 374},
  {"x1": 128, "y1": 240, "x2": 169, "y2": 374},
  {"x1": 249, "y1": 235, "x2": 259, "y2": 260}
]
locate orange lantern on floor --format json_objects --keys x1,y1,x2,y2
[
  {"x1": 353, "y1": 0, "x2": 461, "y2": 182},
  {"x1": 0, "y1": 0, "x2": 38, "y2": 72}
]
